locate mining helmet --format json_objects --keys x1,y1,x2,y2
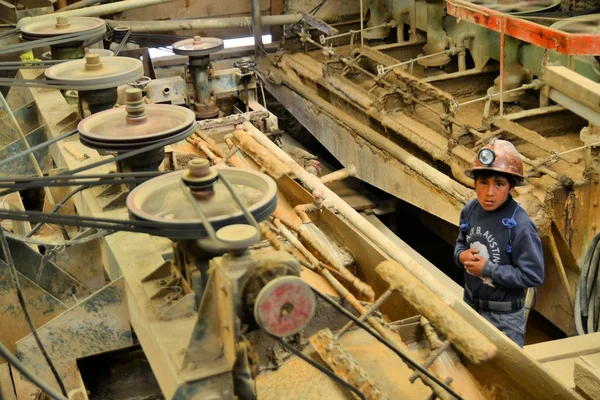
[{"x1": 465, "y1": 139, "x2": 526, "y2": 185}]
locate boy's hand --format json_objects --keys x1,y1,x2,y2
[
  {"x1": 464, "y1": 256, "x2": 487, "y2": 277},
  {"x1": 459, "y1": 248, "x2": 479, "y2": 265}
]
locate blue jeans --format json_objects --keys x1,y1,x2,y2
[{"x1": 464, "y1": 294, "x2": 526, "y2": 347}]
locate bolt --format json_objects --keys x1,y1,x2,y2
[
  {"x1": 84, "y1": 54, "x2": 103, "y2": 72},
  {"x1": 595, "y1": 177, "x2": 600, "y2": 184},
  {"x1": 193, "y1": 36, "x2": 202, "y2": 45},
  {"x1": 55, "y1": 16, "x2": 70, "y2": 29},
  {"x1": 188, "y1": 158, "x2": 211, "y2": 178},
  {"x1": 593, "y1": 224, "x2": 597, "y2": 231},
  {"x1": 280, "y1": 302, "x2": 295, "y2": 317},
  {"x1": 594, "y1": 201, "x2": 598, "y2": 207}
]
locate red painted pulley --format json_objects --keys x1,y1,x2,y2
[{"x1": 254, "y1": 276, "x2": 316, "y2": 338}]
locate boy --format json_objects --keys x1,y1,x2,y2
[{"x1": 454, "y1": 139, "x2": 544, "y2": 347}]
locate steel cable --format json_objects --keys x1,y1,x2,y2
[
  {"x1": 0, "y1": 228, "x2": 68, "y2": 397},
  {"x1": 273, "y1": 337, "x2": 366, "y2": 400},
  {"x1": 575, "y1": 232, "x2": 600, "y2": 335},
  {"x1": 312, "y1": 288, "x2": 465, "y2": 399},
  {"x1": 0, "y1": 338, "x2": 67, "y2": 400}
]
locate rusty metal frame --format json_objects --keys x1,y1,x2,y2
[{"x1": 446, "y1": 0, "x2": 600, "y2": 56}]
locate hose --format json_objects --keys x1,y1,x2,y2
[{"x1": 575, "y1": 232, "x2": 600, "y2": 335}]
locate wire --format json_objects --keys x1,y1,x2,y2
[
  {"x1": 0, "y1": 125, "x2": 192, "y2": 198},
  {"x1": 0, "y1": 338, "x2": 67, "y2": 400},
  {"x1": 0, "y1": 129, "x2": 77, "y2": 170},
  {"x1": 7, "y1": 229, "x2": 111, "y2": 247},
  {"x1": 312, "y1": 288, "x2": 465, "y2": 399},
  {"x1": 27, "y1": 185, "x2": 90, "y2": 238},
  {"x1": 114, "y1": 29, "x2": 132, "y2": 56},
  {"x1": 273, "y1": 337, "x2": 366, "y2": 400},
  {"x1": 0, "y1": 228, "x2": 68, "y2": 397}
]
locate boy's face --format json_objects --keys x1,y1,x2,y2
[{"x1": 475, "y1": 175, "x2": 511, "y2": 211}]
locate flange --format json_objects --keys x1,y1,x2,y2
[
  {"x1": 254, "y1": 276, "x2": 316, "y2": 338},
  {"x1": 45, "y1": 54, "x2": 144, "y2": 90},
  {"x1": 172, "y1": 36, "x2": 224, "y2": 58},
  {"x1": 126, "y1": 166, "x2": 278, "y2": 239},
  {"x1": 78, "y1": 88, "x2": 196, "y2": 151},
  {"x1": 21, "y1": 16, "x2": 107, "y2": 40}
]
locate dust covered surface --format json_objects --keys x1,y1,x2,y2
[{"x1": 256, "y1": 329, "x2": 433, "y2": 399}]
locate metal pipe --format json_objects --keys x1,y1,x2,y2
[
  {"x1": 421, "y1": 68, "x2": 485, "y2": 83},
  {"x1": 548, "y1": 89, "x2": 600, "y2": 127},
  {"x1": 422, "y1": 0, "x2": 448, "y2": 59},
  {"x1": 251, "y1": 0, "x2": 263, "y2": 55},
  {"x1": 320, "y1": 164, "x2": 357, "y2": 185},
  {"x1": 242, "y1": 121, "x2": 457, "y2": 304},
  {"x1": 60, "y1": 0, "x2": 102, "y2": 12},
  {"x1": 196, "y1": 110, "x2": 269, "y2": 130},
  {"x1": 455, "y1": 32, "x2": 474, "y2": 72},
  {"x1": 335, "y1": 287, "x2": 396, "y2": 338},
  {"x1": 18, "y1": 0, "x2": 179, "y2": 28},
  {"x1": 106, "y1": 14, "x2": 303, "y2": 33},
  {"x1": 190, "y1": 63, "x2": 210, "y2": 102}
]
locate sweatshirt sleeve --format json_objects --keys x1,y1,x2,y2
[
  {"x1": 453, "y1": 203, "x2": 471, "y2": 267},
  {"x1": 481, "y1": 228, "x2": 545, "y2": 289}
]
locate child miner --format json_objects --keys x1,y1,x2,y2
[{"x1": 454, "y1": 139, "x2": 544, "y2": 347}]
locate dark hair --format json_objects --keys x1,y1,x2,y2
[{"x1": 474, "y1": 170, "x2": 516, "y2": 188}]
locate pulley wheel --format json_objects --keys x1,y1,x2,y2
[
  {"x1": 551, "y1": 14, "x2": 600, "y2": 34},
  {"x1": 21, "y1": 16, "x2": 106, "y2": 40},
  {"x1": 254, "y1": 276, "x2": 316, "y2": 338},
  {"x1": 468, "y1": 0, "x2": 560, "y2": 14},
  {"x1": 126, "y1": 167, "x2": 278, "y2": 239},
  {"x1": 45, "y1": 54, "x2": 143, "y2": 91},
  {"x1": 172, "y1": 36, "x2": 224, "y2": 57},
  {"x1": 78, "y1": 105, "x2": 196, "y2": 151}
]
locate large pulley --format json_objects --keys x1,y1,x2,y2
[
  {"x1": 78, "y1": 88, "x2": 195, "y2": 172},
  {"x1": 126, "y1": 164, "x2": 278, "y2": 239},
  {"x1": 46, "y1": 54, "x2": 144, "y2": 115},
  {"x1": 173, "y1": 36, "x2": 225, "y2": 119},
  {"x1": 21, "y1": 16, "x2": 107, "y2": 60}
]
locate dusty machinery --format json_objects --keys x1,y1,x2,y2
[
  {"x1": 262, "y1": 0, "x2": 600, "y2": 338},
  {"x1": 0, "y1": 1, "x2": 600, "y2": 399}
]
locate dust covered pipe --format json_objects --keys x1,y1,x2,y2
[
  {"x1": 106, "y1": 14, "x2": 303, "y2": 33},
  {"x1": 241, "y1": 121, "x2": 458, "y2": 304},
  {"x1": 17, "y1": 0, "x2": 179, "y2": 28}
]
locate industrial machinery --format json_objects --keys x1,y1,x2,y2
[{"x1": 0, "y1": 0, "x2": 599, "y2": 399}]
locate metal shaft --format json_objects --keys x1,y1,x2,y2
[
  {"x1": 251, "y1": 0, "x2": 263, "y2": 55},
  {"x1": 107, "y1": 14, "x2": 303, "y2": 32}
]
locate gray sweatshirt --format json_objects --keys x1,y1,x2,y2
[{"x1": 454, "y1": 196, "x2": 545, "y2": 302}]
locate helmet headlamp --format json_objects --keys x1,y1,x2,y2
[{"x1": 478, "y1": 148, "x2": 496, "y2": 166}]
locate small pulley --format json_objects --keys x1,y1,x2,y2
[{"x1": 254, "y1": 276, "x2": 316, "y2": 338}]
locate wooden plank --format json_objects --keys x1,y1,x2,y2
[
  {"x1": 261, "y1": 67, "x2": 467, "y2": 226},
  {"x1": 492, "y1": 119, "x2": 580, "y2": 164},
  {"x1": 543, "y1": 67, "x2": 600, "y2": 113},
  {"x1": 13, "y1": 278, "x2": 132, "y2": 398},
  {"x1": 575, "y1": 356, "x2": 600, "y2": 400},
  {"x1": 115, "y1": 0, "x2": 271, "y2": 31},
  {"x1": 0, "y1": 265, "x2": 67, "y2": 362},
  {"x1": 548, "y1": 231, "x2": 575, "y2": 309}
]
